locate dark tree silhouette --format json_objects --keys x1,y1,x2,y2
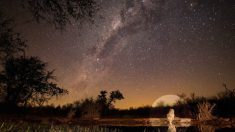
[
  {"x1": 0, "y1": 13, "x2": 26, "y2": 62},
  {"x1": 20, "y1": 0, "x2": 99, "y2": 29},
  {"x1": 214, "y1": 84, "x2": 235, "y2": 117},
  {"x1": 0, "y1": 11, "x2": 68, "y2": 107},
  {"x1": 0, "y1": 13, "x2": 27, "y2": 102},
  {"x1": 97, "y1": 90, "x2": 108, "y2": 105},
  {"x1": 0, "y1": 56, "x2": 67, "y2": 106},
  {"x1": 108, "y1": 90, "x2": 124, "y2": 108},
  {"x1": 96, "y1": 90, "x2": 124, "y2": 112},
  {"x1": 96, "y1": 90, "x2": 108, "y2": 115}
]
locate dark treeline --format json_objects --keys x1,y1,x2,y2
[
  {"x1": 1, "y1": 84, "x2": 234, "y2": 121},
  {"x1": 0, "y1": 90, "x2": 125, "y2": 120},
  {"x1": 106, "y1": 84, "x2": 235, "y2": 119}
]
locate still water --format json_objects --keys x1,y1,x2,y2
[
  {"x1": 99, "y1": 125, "x2": 235, "y2": 132},
  {"x1": 1, "y1": 119, "x2": 235, "y2": 132}
]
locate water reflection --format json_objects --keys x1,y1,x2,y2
[
  {"x1": 167, "y1": 124, "x2": 176, "y2": 132},
  {"x1": 103, "y1": 125, "x2": 235, "y2": 132},
  {"x1": 1, "y1": 120, "x2": 235, "y2": 131},
  {"x1": 197, "y1": 125, "x2": 216, "y2": 132}
]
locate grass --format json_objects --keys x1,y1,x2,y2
[
  {"x1": 0, "y1": 121, "x2": 123, "y2": 132},
  {"x1": 1, "y1": 119, "x2": 235, "y2": 132}
]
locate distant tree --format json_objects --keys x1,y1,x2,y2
[
  {"x1": 77, "y1": 98, "x2": 100, "y2": 118},
  {"x1": 95, "y1": 90, "x2": 124, "y2": 116},
  {"x1": 0, "y1": 56, "x2": 67, "y2": 106},
  {"x1": 214, "y1": 84, "x2": 235, "y2": 117},
  {"x1": 217, "y1": 83, "x2": 235, "y2": 99},
  {"x1": 177, "y1": 93, "x2": 187, "y2": 100},
  {"x1": 96, "y1": 90, "x2": 108, "y2": 112},
  {"x1": 97, "y1": 90, "x2": 108, "y2": 104},
  {"x1": 176, "y1": 93, "x2": 187, "y2": 105},
  {"x1": 108, "y1": 90, "x2": 124, "y2": 109}
]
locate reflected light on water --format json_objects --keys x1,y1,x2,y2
[{"x1": 167, "y1": 124, "x2": 176, "y2": 132}]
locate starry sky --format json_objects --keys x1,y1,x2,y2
[{"x1": 0, "y1": 0, "x2": 234, "y2": 109}]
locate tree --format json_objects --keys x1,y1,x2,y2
[
  {"x1": 96, "y1": 90, "x2": 108, "y2": 115},
  {"x1": 0, "y1": 10, "x2": 68, "y2": 107},
  {"x1": 0, "y1": 13, "x2": 26, "y2": 62},
  {"x1": 215, "y1": 84, "x2": 235, "y2": 117},
  {"x1": 20, "y1": 0, "x2": 99, "y2": 29},
  {"x1": 95, "y1": 90, "x2": 124, "y2": 116},
  {"x1": 0, "y1": 13, "x2": 27, "y2": 103},
  {"x1": 76, "y1": 98, "x2": 100, "y2": 118},
  {"x1": 108, "y1": 90, "x2": 124, "y2": 109},
  {"x1": 0, "y1": 56, "x2": 67, "y2": 106},
  {"x1": 97, "y1": 90, "x2": 108, "y2": 106}
]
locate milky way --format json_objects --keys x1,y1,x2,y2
[{"x1": 1, "y1": 0, "x2": 234, "y2": 108}]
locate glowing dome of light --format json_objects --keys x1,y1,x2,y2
[{"x1": 152, "y1": 95, "x2": 180, "y2": 107}]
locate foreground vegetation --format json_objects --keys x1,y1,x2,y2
[
  {"x1": 1, "y1": 120, "x2": 235, "y2": 132},
  {"x1": 0, "y1": 121, "x2": 121, "y2": 132}
]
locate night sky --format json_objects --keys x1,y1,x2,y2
[{"x1": 0, "y1": 0, "x2": 234, "y2": 109}]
